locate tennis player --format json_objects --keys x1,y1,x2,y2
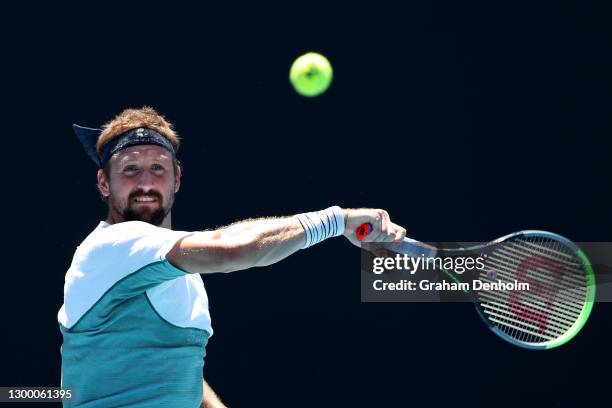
[{"x1": 58, "y1": 107, "x2": 406, "y2": 407}]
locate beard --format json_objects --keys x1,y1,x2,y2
[
  {"x1": 122, "y1": 204, "x2": 168, "y2": 226},
  {"x1": 111, "y1": 189, "x2": 173, "y2": 227}
]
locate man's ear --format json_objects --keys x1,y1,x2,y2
[
  {"x1": 97, "y1": 169, "x2": 110, "y2": 198},
  {"x1": 174, "y1": 165, "x2": 182, "y2": 193}
]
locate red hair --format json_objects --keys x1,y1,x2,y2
[{"x1": 97, "y1": 106, "x2": 180, "y2": 155}]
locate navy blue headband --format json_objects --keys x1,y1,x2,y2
[{"x1": 73, "y1": 124, "x2": 176, "y2": 168}]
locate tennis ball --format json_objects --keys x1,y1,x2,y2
[{"x1": 289, "y1": 52, "x2": 333, "y2": 97}]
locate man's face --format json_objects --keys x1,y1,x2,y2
[{"x1": 97, "y1": 145, "x2": 181, "y2": 226}]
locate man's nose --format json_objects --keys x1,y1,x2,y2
[{"x1": 136, "y1": 170, "x2": 156, "y2": 189}]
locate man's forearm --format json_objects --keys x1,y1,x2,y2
[
  {"x1": 216, "y1": 216, "x2": 306, "y2": 267},
  {"x1": 167, "y1": 215, "x2": 305, "y2": 274},
  {"x1": 201, "y1": 380, "x2": 226, "y2": 408}
]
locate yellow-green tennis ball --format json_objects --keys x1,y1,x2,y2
[{"x1": 289, "y1": 52, "x2": 333, "y2": 97}]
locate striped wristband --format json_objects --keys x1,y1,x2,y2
[{"x1": 295, "y1": 206, "x2": 346, "y2": 249}]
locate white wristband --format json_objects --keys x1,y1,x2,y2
[{"x1": 295, "y1": 206, "x2": 345, "y2": 249}]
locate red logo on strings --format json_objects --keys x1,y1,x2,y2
[{"x1": 508, "y1": 256, "x2": 566, "y2": 333}]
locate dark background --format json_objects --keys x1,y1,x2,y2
[{"x1": 4, "y1": 1, "x2": 611, "y2": 407}]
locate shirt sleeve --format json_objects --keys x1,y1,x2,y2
[
  {"x1": 59, "y1": 221, "x2": 194, "y2": 329},
  {"x1": 111, "y1": 221, "x2": 192, "y2": 271}
]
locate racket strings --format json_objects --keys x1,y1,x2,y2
[
  {"x1": 497, "y1": 237, "x2": 586, "y2": 343},
  {"x1": 502, "y1": 240, "x2": 586, "y2": 285},
  {"x1": 482, "y1": 261, "x2": 585, "y2": 311},
  {"x1": 478, "y1": 289, "x2": 581, "y2": 330},
  {"x1": 477, "y1": 236, "x2": 589, "y2": 345},
  {"x1": 482, "y1": 239, "x2": 587, "y2": 309},
  {"x1": 500, "y1": 236, "x2": 579, "y2": 341},
  {"x1": 479, "y1": 293, "x2": 579, "y2": 336},
  {"x1": 485, "y1": 247, "x2": 587, "y2": 304},
  {"x1": 478, "y1": 295, "x2": 578, "y2": 338}
]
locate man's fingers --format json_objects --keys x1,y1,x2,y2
[
  {"x1": 363, "y1": 210, "x2": 384, "y2": 242},
  {"x1": 366, "y1": 210, "x2": 399, "y2": 243},
  {"x1": 392, "y1": 222, "x2": 406, "y2": 242},
  {"x1": 381, "y1": 211, "x2": 397, "y2": 242},
  {"x1": 377, "y1": 210, "x2": 388, "y2": 241}
]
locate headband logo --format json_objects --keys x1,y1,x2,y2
[{"x1": 136, "y1": 128, "x2": 147, "y2": 138}]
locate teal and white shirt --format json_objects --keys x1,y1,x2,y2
[{"x1": 58, "y1": 221, "x2": 213, "y2": 407}]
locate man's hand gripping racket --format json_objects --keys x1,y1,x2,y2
[{"x1": 342, "y1": 208, "x2": 407, "y2": 247}]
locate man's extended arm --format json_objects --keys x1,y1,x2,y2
[{"x1": 166, "y1": 207, "x2": 406, "y2": 274}]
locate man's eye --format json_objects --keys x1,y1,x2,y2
[
  {"x1": 152, "y1": 164, "x2": 165, "y2": 172},
  {"x1": 123, "y1": 166, "x2": 139, "y2": 174}
]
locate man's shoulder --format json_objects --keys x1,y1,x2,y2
[
  {"x1": 86, "y1": 220, "x2": 170, "y2": 241},
  {"x1": 100, "y1": 220, "x2": 165, "y2": 233},
  {"x1": 76, "y1": 220, "x2": 190, "y2": 258}
]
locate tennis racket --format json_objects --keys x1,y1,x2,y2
[{"x1": 358, "y1": 223, "x2": 595, "y2": 350}]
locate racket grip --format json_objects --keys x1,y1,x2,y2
[
  {"x1": 357, "y1": 222, "x2": 437, "y2": 258},
  {"x1": 357, "y1": 223, "x2": 373, "y2": 241}
]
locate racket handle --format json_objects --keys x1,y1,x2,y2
[
  {"x1": 357, "y1": 222, "x2": 437, "y2": 257},
  {"x1": 357, "y1": 223, "x2": 373, "y2": 241}
]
